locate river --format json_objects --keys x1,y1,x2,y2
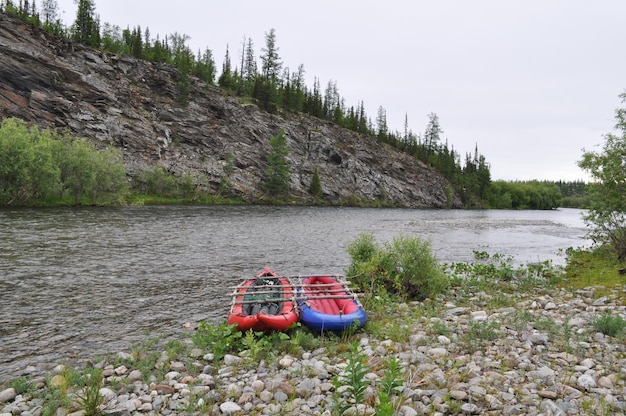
[{"x1": 0, "y1": 206, "x2": 590, "y2": 383}]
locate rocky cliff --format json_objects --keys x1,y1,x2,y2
[{"x1": 0, "y1": 14, "x2": 462, "y2": 208}]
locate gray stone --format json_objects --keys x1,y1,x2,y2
[
  {"x1": 446, "y1": 307, "x2": 469, "y2": 316},
  {"x1": 219, "y1": 401, "x2": 242, "y2": 414},
  {"x1": 0, "y1": 388, "x2": 16, "y2": 403},
  {"x1": 540, "y1": 400, "x2": 566, "y2": 416},
  {"x1": 526, "y1": 366, "x2": 555, "y2": 380},
  {"x1": 274, "y1": 391, "x2": 289, "y2": 402},
  {"x1": 99, "y1": 387, "x2": 117, "y2": 401},
  {"x1": 223, "y1": 354, "x2": 243, "y2": 366},
  {"x1": 399, "y1": 405, "x2": 419, "y2": 416},
  {"x1": 127, "y1": 369, "x2": 142, "y2": 382},
  {"x1": 577, "y1": 374, "x2": 596, "y2": 390},
  {"x1": 461, "y1": 402, "x2": 481, "y2": 414},
  {"x1": 169, "y1": 361, "x2": 186, "y2": 372}
]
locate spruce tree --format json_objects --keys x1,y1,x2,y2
[
  {"x1": 264, "y1": 129, "x2": 290, "y2": 196},
  {"x1": 309, "y1": 166, "x2": 322, "y2": 199},
  {"x1": 256, "y1": 28, "x2": 282, "y2": 112},
  {"x1": 72, "y1": 0, "x2": 100, "y2": 47}
]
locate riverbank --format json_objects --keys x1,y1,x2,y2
[{"x1": 2, "y1": 267, "x2": 625, "y2": 415}]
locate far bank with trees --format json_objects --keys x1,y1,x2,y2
[{"x1": 0, "y1": 2, "x2": 586, "y2": 209}]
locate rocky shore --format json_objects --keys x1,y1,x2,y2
[{"x1": 2, "y1": 284, "x2": 626, "y2": 416}]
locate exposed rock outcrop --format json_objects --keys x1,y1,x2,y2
[{"x1": 0, "y1": 14, "x2": 462, "y2": 208}]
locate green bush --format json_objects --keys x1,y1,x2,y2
[
  {"x1": 347, "y1": 233, "x2": 449, "y2": 301},
  {"x1": 593, "y1": 312, "x2": 626, "y2": 337},
  {"x1": 0, "y1": 118, "x2": 61, "y2": 205},
  {"x1": 192, "y1": 322, "x2": 242, "y2": 360},
  {"x1": 0, "y1": 118, "x2": 127, "y2": 206},
  {"x1": 132, "y1": 166, "x2": 180, "y2": 197}
]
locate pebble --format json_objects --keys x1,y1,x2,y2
[
  {"x1": 219, "y1": 401, "x2": 242, "y2": 413},
  {"x1": 0, "y1": 388, "x2": 16, "y2": 403}
]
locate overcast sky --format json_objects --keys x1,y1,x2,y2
[{"x1": 54, "y1": 0, "x2": 626, "y2": 181}]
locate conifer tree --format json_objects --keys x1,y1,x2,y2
[
  {"x1": 424, "y1": 112, "x2": 442, "y2": 158},
  {"x1": 309, "y1": 166, "x2": 322, "y2": 199},
  {"x1": 255, "y1": 28, "x2": 282, "y2": 112},
  {"x1": 260, "y1": 28, "x2": 282, "y2": 82},
  {"x1": 264, "y1": 129, "x2": 290, "y2": 196},
  {"x1": 195, "y1": 47, "x2": 216, "y2": 85},
  {"x1": 218, "y1": 44, "x2": 235, "y2": 90},
  {"x1": 72, "y1": 0, "x2": 100, "y2": 47},
  {"x1": 376, "y1": 106, "x2": 388, "y2": 140},
  {"x1": 41, "y1": 0, "x2": 57, "y2": 23},
  {"x1": 242, "y1": 37, "x2": 257, "y2": 94}
]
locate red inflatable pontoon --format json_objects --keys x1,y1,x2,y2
[{"x1": 228, "y1": 268, "x2": 298, "y2": 332}]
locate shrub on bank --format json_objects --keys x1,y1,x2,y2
[
  {"x1": 0, "y1": 118, "x2": 127, "y2": 206},
  {"x1": 347, "y1": 233, "x2": 449, "y2": 302}
]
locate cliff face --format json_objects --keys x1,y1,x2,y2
[{"x1": 0, "y1": 14, "x2": 462, "y2": 208}]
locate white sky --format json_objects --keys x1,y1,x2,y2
[{"x1": 54, "y1": 0, "x2": 626, "y2": 181}]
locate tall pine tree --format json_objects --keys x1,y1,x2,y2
[{"x1": 72, "y1": 0, "x2": 100, "y2": 47}]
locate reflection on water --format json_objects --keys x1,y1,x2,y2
[{"x1": 0, "y1": 206, "x2": 589, "y2": 382}]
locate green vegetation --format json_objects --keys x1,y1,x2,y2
[
  {"x1": 331, "y1": 342, "x2": 369, "y2": 414},
  {"x1": 263, "y1": 129, "x2": 291, "y2": 197},
  {"x1": 0, "y1": 118, "x2": 127, "y2": 206},
  {"x1": 563, "y1": 245, "x2": 626, "y2": 301},
  {"x1": 578, "y1": 91, "x2": 626, "y2": 259},
  {"x1": 486, "y1": 180, "x2": 563, "y2": 209},
  {"x1": 75, "y1": 368, "x2": 105, "y2": 416},
  {"x1": 347, "y1": 233, "x2": 449, "y2": 302},
  {"x1": 592, "y1": 312, "x2": 626, "y2": 337},
  {"x1": 308, "y1": 166, "x2": 322, "y2": 199},
  {"x1": 556, "y1": 180, "x2": 589, "y2": 207},
  {"x1": 332, "y1": 342, "x2": 406, "y2": 415},
  {"x1": 0, "y1": 118, "x2": 247, "y2": 207},
  {"x1": 192, "y1": 322, "x2": 243, "y2": 360},
  {"x1": 9, "y1": 376, "x2": 35, "y2": 396}
]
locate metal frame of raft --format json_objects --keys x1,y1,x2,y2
[
  {"x1": 233, "y1": 295, "x2": 358, "y2": 305},
  {"x1": 231, "y1": 282, "x2": 361, "y2": 305},
  {"x1": 229, "y1": 282, "x2": 351, "y2": 290}
]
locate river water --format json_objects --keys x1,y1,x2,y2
[{"x1": 0, "y1": 206, "x2": 590, "y2": 383}]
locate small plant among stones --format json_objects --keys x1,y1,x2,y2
[
  {"x1": 431, "y1": 319, "x2": 451, "y2": 337},
  {"x1": 39, "y1": 382, "x2": 71, "y2": 416},
  {"x1": 10, "y1": 376, "x2": 35, "y2": 396},
  {"x1": 375, "y1": 357, "x2": 405, "y2": 416},
  {"x1": 592, "y1": 312, "x2": 626, "y2": 337},
  {"x1": 240, "y1": 329, "x2": 289, "y2": 362},
  {"x1": 332, "y1": 343, "x2": 407, "y2": 415},
  {"x1": 332, "y1": 342, "x2": 369, "y2": 414},
  {"x1": 76, "y1": 368, "x2": 105, "y2": 416},
  {"x1": 165, "y1": 339, "x2": 187, "y2": 360},
  {"x1": 192, "y1": 322, "x2": 242, "y2": 360},
  {"x1": 462, "y1": 320, "x2": 501, "y2": 353}
]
